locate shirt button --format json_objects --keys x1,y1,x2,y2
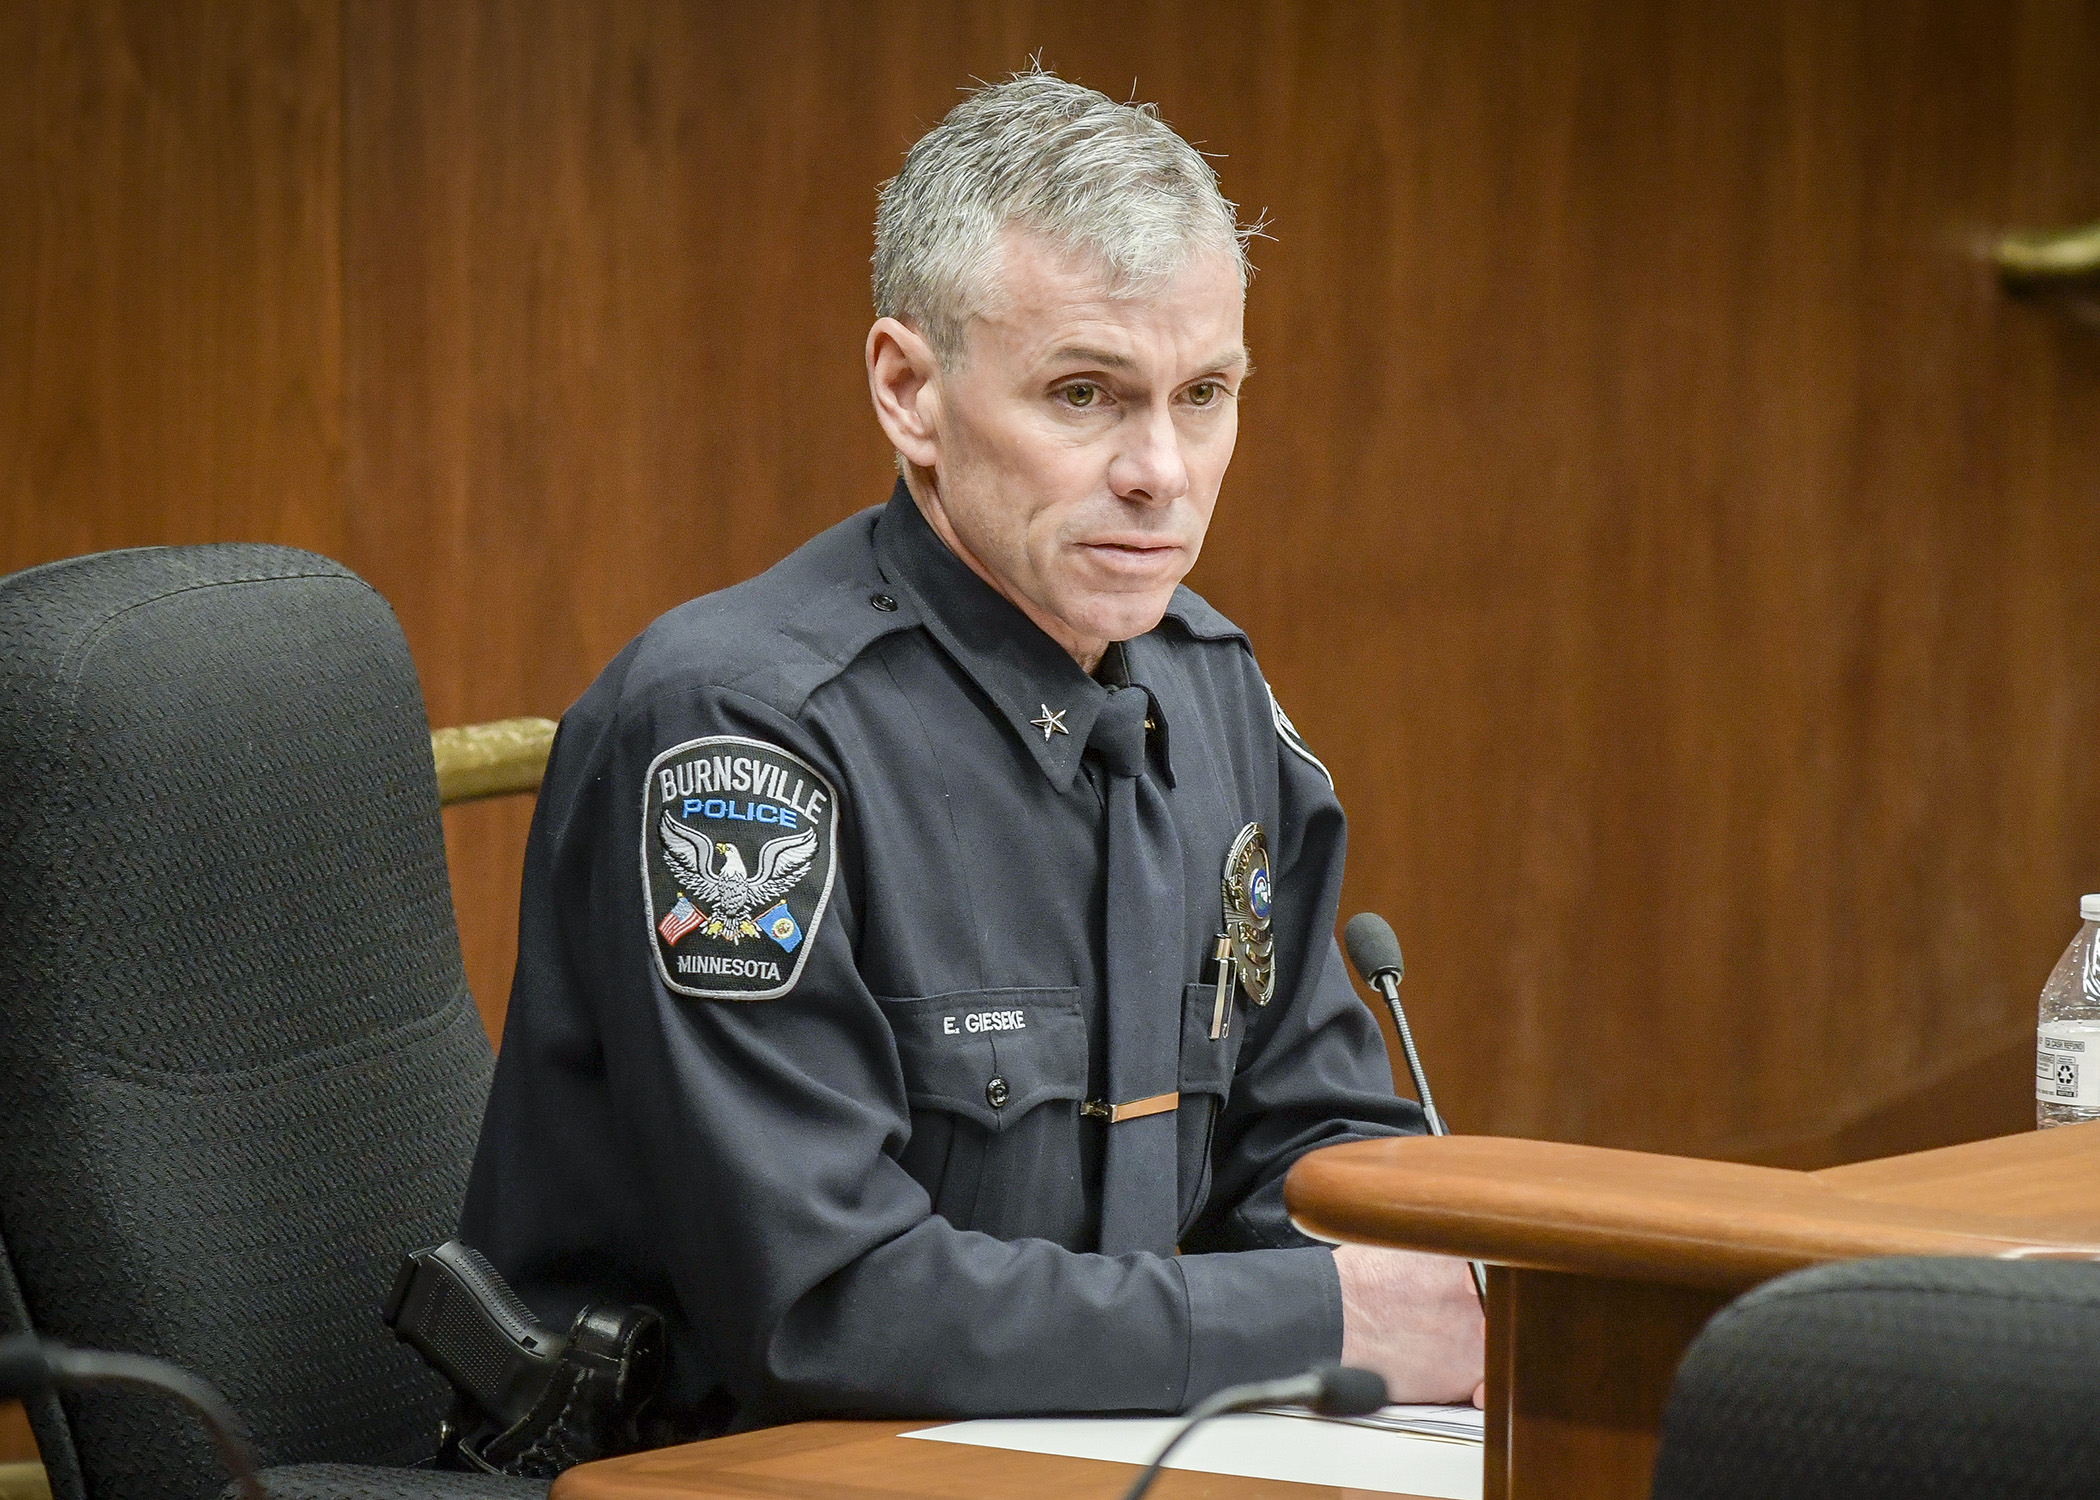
[
  {"x1": 869, "y1": 592, "x2": 898, "y2": 612},
  {"x1": 985, "y1": 1076, "x2": 1009, "y2": 1109}
]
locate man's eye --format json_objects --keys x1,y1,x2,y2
[
  {"x1": 1188, "y1": 383, "x2": 1219, "y2": 406},
  {"x1": 1062, "y1": 384, "x2": 1099, "y2": 409}
]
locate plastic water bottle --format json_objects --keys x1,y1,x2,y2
[{"x1": 2036, "y1": 894, "x2": 2100, "y2": 1128}]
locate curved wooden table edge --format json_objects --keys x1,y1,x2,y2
[
  {"x1": 1285, "y1": 1129, "x2": 2100, "y2": 1292},
  {"x1": 553, "y1": 1421, "x2": 939, "y2": 1500},
  {"x1": 553, "y1": 1416, "x2": 1450, "y2": 1500}
]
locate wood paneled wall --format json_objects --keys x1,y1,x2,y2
[{"x1": 6, "y1": 0, "x2": 2100, "y2": 1311}]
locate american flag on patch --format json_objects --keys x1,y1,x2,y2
[{"x1": 658, "y1": 895, "x2": 705, "y2": 945}]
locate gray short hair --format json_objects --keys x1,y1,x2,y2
[{"x1": 873, "y1": 68, "x2": 1255, "y2": 364}]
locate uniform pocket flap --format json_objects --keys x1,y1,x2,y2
[
  {"x1": 883, "y1": 988, "x2": 1087, "y2": 1131},
  {"x1": 1178, "y1": 980, "x2": 1242, "y2": 1099}
]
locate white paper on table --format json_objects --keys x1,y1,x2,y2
[
  {"x1": 1253, "y1": 1402, "x2": 1487, "y2": 1444},
  {"x1": 901, "y1": 1410, "x2": 1483, "y2": 1498}
]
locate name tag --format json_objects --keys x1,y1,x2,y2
[{"x1": 944, "y1": 1009, "x2": 1028, "y2": 1035}]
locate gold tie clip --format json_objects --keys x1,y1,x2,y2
[{"x1": 1079, "y1": 1091, "x2": 1180, "y2": 1123}]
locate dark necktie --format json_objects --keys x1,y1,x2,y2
[{"x1": 1088, "y1": 684, "x2": 1185, "y2": 1256}]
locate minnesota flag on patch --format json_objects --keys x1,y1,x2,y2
[
  {"x1": 658, "y1": 895, "x2": 705, "y2": 946},
  {"x1": 758, "y1": 901, "x2": 803, "y2": 953}
]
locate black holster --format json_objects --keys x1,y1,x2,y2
[
  {"x1": 384, "y1": 1239, "x2": 665, "y2": 1479},
  {"x1": 442, "y1": 1302, "x2": 665, "y2": 1479}
]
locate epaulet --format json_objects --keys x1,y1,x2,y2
[
  {"x1": 1161, "y1": 584, "x2": 1249, "y2": 645},
  {"x1": 622, "y1": 507, "x2": 919, "y2": 720}
]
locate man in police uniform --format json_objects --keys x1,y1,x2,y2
[{"x1": 462, "y1": 68, "x2": 1483, "y2": 1438}]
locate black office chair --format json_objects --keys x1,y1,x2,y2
[
  {"x1": 0, "y1": 545, "x2": 542, "y2": 1500},
  {"x1": 1650, "y1": 1255, "x2": 2100, "y2": 1500}
]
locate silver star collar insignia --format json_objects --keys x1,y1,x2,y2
[{"x1": 1030, "y1": 705, "x2": 1069, "y2": 741}]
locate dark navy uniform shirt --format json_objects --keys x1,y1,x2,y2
[{"x1": 462, "y1": 483, "x2": 1422, "y2": 1435}]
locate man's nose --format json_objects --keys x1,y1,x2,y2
[{"x1": 1107, "y1": 403, "x2": 1190, "y2": 506}]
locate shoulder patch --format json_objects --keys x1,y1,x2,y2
[
  {"x1": 1266, "y1": 684, "x2": 1335, "y2": 790},
  {"x1": 641, "y1": 735, "x2": 840, "y2": 1000}
]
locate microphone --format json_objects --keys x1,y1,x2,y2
[
  {"x1": 1343, "y1": 912, "x2": 1489, "y2": 1307},
  {"x1": 1343, "y1": 914, "x2": 1442, "y2": 1135},
  {"x1": 1119, "y1": 1364, "x2": 1388, "y2": 1500},
  {"x1": 0, "y1": 1334, "x2": 267, "y2": 1500}
]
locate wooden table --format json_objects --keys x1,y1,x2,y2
[
  {"x1": 1284, "y1": 1120, "x2": 2100, "y2": 1500},
  {"x1": 555, "y1": 1122, "x2": 2100, "y2": 1500},
  {"x1": 554, "y1": 1418, "x2": 1449, "y2": 1500}
]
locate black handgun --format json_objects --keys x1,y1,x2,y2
[
  {"x1": 382, "y1": 1239, "x2": 662, "y2": 1477},
  {"x1": 383, "y1": 1240, "x2": 566, "y2": 1428}
]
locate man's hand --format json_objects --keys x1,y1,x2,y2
[{"x1": 1334, "y1": 1244, "x2": 1486, "y2": 1408}]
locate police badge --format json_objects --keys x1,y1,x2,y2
[
  {"x1": 1211, "y1": 822, "x2": 1276, "y2": 1038},
  {"x1": 641, "y1": 734, "x2": 839, "y2": 1000}
]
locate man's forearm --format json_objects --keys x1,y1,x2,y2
[{"x1": 742, "y1": 1225, "x2": 1341, "y2": 1425}]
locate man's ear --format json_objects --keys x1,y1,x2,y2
[{"x1": 866, "y1": 318, "x2": 942, "y2": 471}]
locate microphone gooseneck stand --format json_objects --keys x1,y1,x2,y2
[
  {"x1": 1342, "y1": 911, "x2": 1489, "y2": 1308},
  {"x1": 1120, "y1": 1364, "x2": 1388, "y2": 1500},
  {"x1": 0, "y1": 1334, "x2": 268, "y2": 1500}
]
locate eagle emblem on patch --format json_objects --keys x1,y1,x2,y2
[{"x1": 641, "y1": 734, "x2": 839, "y2": 1000}]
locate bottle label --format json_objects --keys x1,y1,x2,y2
[{"x1": 2037, "y1": 1022, "x2": 2100, "y2": 1106}]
